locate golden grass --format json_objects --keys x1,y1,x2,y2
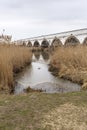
[
  {"x1": 50, "y1": 45, "x2": 87, "y2": 88},
  {"x1": 0, "y1": 44, "x2": 32, "y2": 93}
]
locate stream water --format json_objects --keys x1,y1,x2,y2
[{"x1": 14, "y1": 51, "x2": 81, "y2": 94}]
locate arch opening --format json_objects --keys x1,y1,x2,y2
[
  {"x1": 27, "y1": 41, "x2": 32, "y2": 47},
  {"x1": 51, "y1": 37, "x2": 62, "y2": 47},
  {"x1": 65, "y1": 35, "x2": 80, "y2": 46},
  {"x1": 33, "y1": 40, "x2": 40, "y2": 47},
  {"x1": 41, "y1": 39, "x2": 49, "y2": 48}
]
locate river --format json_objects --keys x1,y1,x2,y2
[{"x1": 14, "y1": 51, "x2": 81, "y2": 94}]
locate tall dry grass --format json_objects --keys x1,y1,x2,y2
[
  {"x1": 50, "y1": 45, "x2": 87, "y2": 88},
  {"x1": 0, "y1": 44, "x2": 32, "y2": 93}
]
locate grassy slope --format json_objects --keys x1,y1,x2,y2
[{"x1": 0, "y1": 91, "x2": 87, "y2": 130}]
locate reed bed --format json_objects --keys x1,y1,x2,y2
[
  {"x1": 50, "y1": 45, "x2": 87, "y2": 89},
  {"x1": 0, "y1": 44, "x2": 32, "y2": 93}
]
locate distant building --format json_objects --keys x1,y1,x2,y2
[{"x1": 0, "y1": 34, "x2": 12, "y2": 43}]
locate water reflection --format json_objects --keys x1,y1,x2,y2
[
  {"x1": 33, "y1": 51, "x2": 50, "y2": 61},
  {"x1": 41, "y1": 52, "x2": 49, "y2": 61},
  {"x1": 34, "y1": 51, "x2": 40, "y2": 60}
]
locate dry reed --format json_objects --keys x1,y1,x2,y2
[
  {"x1": 50, "y1": 45, "x2": 87, "y2": 88},
  {"x1": 0, "y1": 44, "x2": 32, "y2": 93}
]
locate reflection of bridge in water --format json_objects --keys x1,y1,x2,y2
[
  {"x1": 34, "y1": 51, "x2": 50, "y2": 61},
  {"x1": 15, "y1": 28, "x2": 87, "y2": 47}
]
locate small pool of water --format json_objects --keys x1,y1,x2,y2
[{"x1": 14, "y1": 52, "x2": 81, "y2": 94}]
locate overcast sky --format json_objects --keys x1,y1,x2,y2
[{"x1": 0, "y1": 0, "x2": 87, "y2": 40}]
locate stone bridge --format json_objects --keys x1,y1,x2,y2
[{"x1": 15, "y1": 28, "x2": 87, "y2": 47}]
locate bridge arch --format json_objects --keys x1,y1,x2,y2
[
  {"x1": 22, "y1": 41, "x2": 26, "y2": 46},
  {"x1": 27, "y1": 41, "x2": 32, "y2": 47},
  {"x1": 83, "y1": 37, "x2": 87, "y2": 45},
  {"x1": 41, "y1": 39, "x2": 49, "y2": 48},
  {"x1": 33, "y1": 40, "x2": 40, "y2": 47},
  {"x1": 51, "y1": 37, "x2": 62, "y2": 47},
  {"x1": 64, "y1": 35, "x2": 80, "y2": 46}
]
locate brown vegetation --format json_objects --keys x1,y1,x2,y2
[
  {"x1": 0, "y1": 44, "x2": 32, "y2": 93},
  {"x1": 24, "y1": 86, "x2": 43, "y2": 93},
  {"x1": 50, "y1": 45, "x2": 87, "y2": 88}
]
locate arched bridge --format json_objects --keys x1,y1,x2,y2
[{"x1": 15, "y1": 28, "x2": 87, "y2": 47}]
